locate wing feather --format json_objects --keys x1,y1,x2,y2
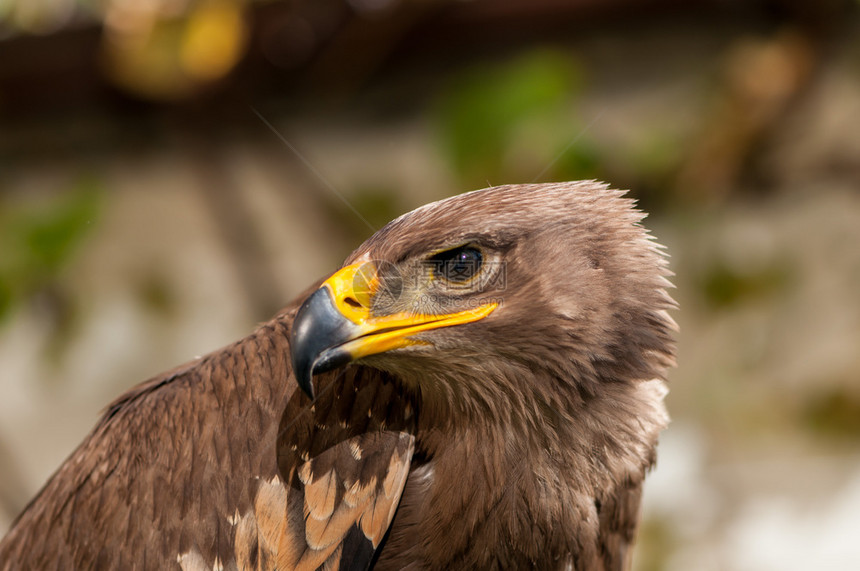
[
  {"x1": 272, "y1": 431, "x2": 414, "y2": 570},
  {"x1": 233, "y1": 511, "x2": 259, "y2": 570},
  {"x1": 253, "y1": 476, "x2": 289, "y2": 564},
  {"x1": 303, "y1": 468, "x2": 339, "y2": 523},
  {"x1": 0, "y1": 316, "x2": 418, "y2": 570}
]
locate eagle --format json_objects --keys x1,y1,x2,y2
[{"x1": 0, "y1": 181, "x2": 676, "y2": 570}]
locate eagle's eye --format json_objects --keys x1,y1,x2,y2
[{"x1": 430, "y1": 246, "x2": 483, "y2": 284}]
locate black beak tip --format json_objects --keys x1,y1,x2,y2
[
  {"x1": 290, "y1": 286, "x2": 360, "y2": 400},
  {"x1": 292, "y1": 354, "x2": 316, "y2": 399},
  {"x1": 292, "y1": 347, "x2": 355, "y2": 400}
]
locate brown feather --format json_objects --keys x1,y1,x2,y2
[
  {"x1": 0, "y1": 181, "x2": 675, "y2": 571},
  {"x1": 253, "y1": 476, "x2": 289, "y2": 563}
]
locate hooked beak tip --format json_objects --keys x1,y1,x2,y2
[{"x1": 289, "y1": 286, "x2": 360, "y2": 399}]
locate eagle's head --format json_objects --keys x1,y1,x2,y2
[{"x1": 290, "y1": 181, "x2": 676, "y2": 425}]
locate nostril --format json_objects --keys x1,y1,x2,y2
[{"x1": 343, "y1": 296, "x2": 362, "y2": 309}]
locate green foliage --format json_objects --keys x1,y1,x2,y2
[
  {"x1": 436, "y1": 50, "x2": 600, "y2": 186},
  {"x1": 325, "y1": 184, "x2": 401, "y2": 244},
  {"x1": 550, "y1": 137, "x2": 604, "y2": 182},
  {"x1": 0, "y1": 178, "x2": 102, "y2": 322},
  {"x1": 619, "y1": 131, "x2": 686, "y2": 211},
  {"x1": 698, "y1": 258, "x2": 792, "y2": 309}
]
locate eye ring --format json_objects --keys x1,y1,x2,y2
[{"x1": 430, "y1": 246, "x2": 484, "y2": 285}]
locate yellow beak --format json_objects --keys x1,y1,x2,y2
[{"x1": 290, "y1": 262, "x2": 498, "y2": 397}]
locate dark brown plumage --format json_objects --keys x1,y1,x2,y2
[{"x1": 0, "y1": 181, "x2": 676, "y2": 570}]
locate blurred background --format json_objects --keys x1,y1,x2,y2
[{"x1": 1, "y1": 0, "x2": 859, "y2": 568}]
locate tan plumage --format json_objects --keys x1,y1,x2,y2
[{"x1": 0, "y1": 181, "x2": 676, "y2": 570}]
